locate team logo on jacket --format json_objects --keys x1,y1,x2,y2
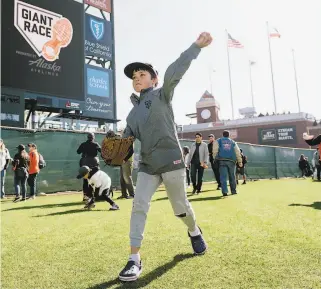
[
  {"x1": 145, "y1": 100, "x2": 152, "y2": 109},
  {"x1": 90, "y1": 18, "x2": 104, "y2": 40}
]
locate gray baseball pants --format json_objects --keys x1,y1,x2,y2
[{"x1": 130, "y1": 168, "x2": 197, "y2": 247}]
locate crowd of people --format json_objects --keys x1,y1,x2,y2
[{"x1": 0, "y1": 139, "x2": 43, "y2": 201}]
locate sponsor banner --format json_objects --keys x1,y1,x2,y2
[
  {"x1": 1, "y1": 0, "x2": 84, "y2": 100},
  {"x1": 83, "y1": 66, "x2": 114, "y2": 119},
  {"x1": 84, "y1": 14, "x2": 112, "y2": 60},
  {"x1": 85, "y1": 0, "x2": 111, "y2": 13},
  {"x1": 1, "y1": 89, "x2": 25, "y2": 127},
  {"x1": 258, "y1": 126, "x2": 297, "y2": 145}
]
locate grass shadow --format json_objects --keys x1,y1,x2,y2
[
  {"x1": 87, "y1": 253, "x2": 195, "y2": 289},
  {"x1": 33, "y1": 209, "x2": 106, "y2": 217},
  {"x1": 188, "y1": 196, "x2": 224, "y2": 203},
  {"x1": 3, "y1": 202, "x2": 84, "y2": 212},
  {"x1": 289, "y1": 202, "x2": 321, "y2": 211}
]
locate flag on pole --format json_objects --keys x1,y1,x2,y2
[
  {"x1": 269, "y1": 27, "x2": 281, "y2": 38},
  {"x1": 228, "y1": 33, "x2": 244, "y2": 48}
]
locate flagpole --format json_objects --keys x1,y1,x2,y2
[
  {"x1": 266, "y1": 21, "x2": 277, "y2": 113},
  {"x1": 292, "y1": 49, "x2": 301, "y2": 113},
  {"x1": 208, "y1": 66, "x2": 213, "y2": 95},
  {"x1": 249, "y1": 61, "x2": 254, "y2": 108},
  {"x1": 226, "y1": 30, "x2": 235, "y2": 120}
]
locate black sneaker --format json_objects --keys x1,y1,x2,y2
[
  {"x1": 119, "y1": 260, "x2": 142, "y2": 282},
  {"x1": 217, "y1": 186, "x2": 221, "y2": 190},
  {"x1": 196, "y1": 190, "x2": 201, "y2": 194},
  {"x1": 222, "y1": 194, "x2": 228, "y2": 197},
  {"x1": 13, "y1": 197, "x2": 21, "y2": 203},
  {"x1": 192, "y1": 188, "x2": 197, "y2": 195},
  {"x1": 84, "y1": 201, "x2": 95, "y2": 210},
  {"x1": 188, "y1": 227, "x2": 207, "y2": 255},
  {"x1": 109, "y1": 204, "x2": 120, "y2": 211},
  {"x1": 242, "y1": 181, "x2": 246, "y2": 185}
]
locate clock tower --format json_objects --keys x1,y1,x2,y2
[{"x1": 196, "y1": 91, "x2": 220, "y2": 124}]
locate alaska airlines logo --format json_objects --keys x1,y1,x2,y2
[{"x1": 14, "y1": 0, "x2": 73, "y2": 62}]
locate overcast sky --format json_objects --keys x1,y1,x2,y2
[{"x1": 111, "y1": 0, "x2": 320, "y2": 128}]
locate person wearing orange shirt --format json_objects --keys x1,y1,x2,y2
[{"x1": 27, "y1": 143, "x2": 40, "y2": 200}]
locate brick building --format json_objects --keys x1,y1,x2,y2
[{"x1": 178, "y1": 91, "x2": 317, "y2": 149}]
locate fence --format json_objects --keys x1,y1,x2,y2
[{"x1": 0, "y1": 127, "x2": 315, "y2": 194}]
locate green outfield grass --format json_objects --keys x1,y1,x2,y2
[{"x1": 1, "y1": 179, "x2": 321, "y2": 289}]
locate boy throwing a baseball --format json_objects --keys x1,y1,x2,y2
[{"x1": 118, "y1": 32, "x2": 212, "y2": 282}]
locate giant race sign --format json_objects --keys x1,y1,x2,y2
[
  {"x1": 258, "y1": 126, "x2": 297, "y2": 145},
  {"x1": 1, "y1": 0, "x2": 84, "y2": 100}
]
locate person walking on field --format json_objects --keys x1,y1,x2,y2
[
  {"x1": 213, "y1": 130, "x2": 243, "y2": 196},
  {"x1": 208, "y1": 134, "x2": 221, "y2": 190},
  {"x1": 187, "y1": 133, "x2": 209, "y2": 194},
  {"x1": 27, "y1": 143, "x2": 39, "y2": 200},
  {"x1": 118, "y1": 32, "x2": 212, "y2": 282},
  {"x1": 183, "y1": 146, "x2": 191, "y2": 188}
]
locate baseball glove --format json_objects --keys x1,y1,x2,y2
[{"x1": 101, "y1": 131, "x2": 134, "y2": 166}]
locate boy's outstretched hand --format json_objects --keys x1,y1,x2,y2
[{"x1": 195, "y1": 32, "x2": 213, "y2": 48}]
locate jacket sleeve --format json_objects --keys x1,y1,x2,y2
[
  {"x1": 161, "y1": 43, "x2": 201, "y2": 103},
  {"x1": 123, "y1": 124, "x2": 135, "y2": 138},
  {"x1": 203, "y1": 143, "x2": 209, "y2": 164},
  {"x1": 234, "y1": 143, "x2": 242, "y2": 165},
  {"x1": 77, "y1": 143, "x2": 83, "y2": 155},
  {"x1": 213, "y1": 141, "x2": 219, "y2": 158},
  {"x1": 305, "y1": 134, "x2": 321, "y2": 146}
]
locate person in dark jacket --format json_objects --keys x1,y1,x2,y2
[
  {"x1": 12, "y1": 144, "x2": 29, "y2": 202},
  {"x1": 208, "y1": 134, "x2": 221, "y2": 190},
  {"x1": 77, "y1": 133, "x2": 101, "y2": 200},
  {"x1": 298, "y1": 154, "x2": 309, "y2": 178},
  {"x1": 213, "y1": 131, "x2": 243, "y2": 196},
  {"x1": 236, "y1": 149, "x2": 248, "y2": 185}
]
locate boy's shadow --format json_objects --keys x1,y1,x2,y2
[{"x1": 88, "y1": 253, "x2": 195, "y2": 289}]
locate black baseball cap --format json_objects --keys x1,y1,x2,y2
[
  {"x1": 124, "y1": 62, "x2": 158, "y2": 79},
  {"x1": 16, "y1": 144, "x2": 25, "y2": 150},
  {"x1": 77, "y1": 166, "x2": 91, "y2": 179}
]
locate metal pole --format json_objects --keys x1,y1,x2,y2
[
  {"x1": 111, "y1": 0, "x2": 117, "y2": 129},
  {"x1": 226, "y1": 30, "x2": 234, "y2": 120},
  {"x1": 249, "y1": 61, "x2": 254, "y2": 108},
  {"x1": 266, "y1": 22, "x2": 277, "y2": 113},
  {"x1": 292, "y1": 49, "x2": 301, "y2": 113}
]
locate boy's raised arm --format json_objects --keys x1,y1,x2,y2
[{"x1": 161, "y1": 32, "x2": 212, "y2": 103}]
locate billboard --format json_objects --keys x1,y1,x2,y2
[
  {"x1": 1, "y1": 89, "x2": 25, "y2": 128},
  {"x1": 1, "y1": 0, "x2": 84, "y2": 100},
  {"x1": 83, "y1": 65, "x2": 114, "y2": 119},
  {"x1": 85, "y1": 14, "x2": 112, "y2": 60},
  {"x1": 84, "y1": 0, "x2": 111, "y2": 13},
  {"x1": 258, "y1": 126, "x2": 297, "y2": 145}
]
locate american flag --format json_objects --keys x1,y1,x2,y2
[
  {"x1": 270, "y1": 27, "x2": 281, "y2": 38},
  {"x1": 228, "y1": 33, "x2": 244, "y2": 48}
]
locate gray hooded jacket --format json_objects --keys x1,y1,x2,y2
[{"x1": 123, "y1": 43, "x2": 201, "y2": 175}]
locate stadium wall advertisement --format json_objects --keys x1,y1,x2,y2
[
  {"x1": 84, "y1": 14, "x2": 112, "y2": 60},
  {"x1": 1, "y1": 0, "x2": 85, "y2": 100},
  {"x1": 258, "y1": 126, "x2": 297, "y2": 145},
  {"x1": 1, "y1": 0, "x2": 116, "y2": 125},
  {"x1": 84, "y1": 0, "x2": 111, "y2": 12}
]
